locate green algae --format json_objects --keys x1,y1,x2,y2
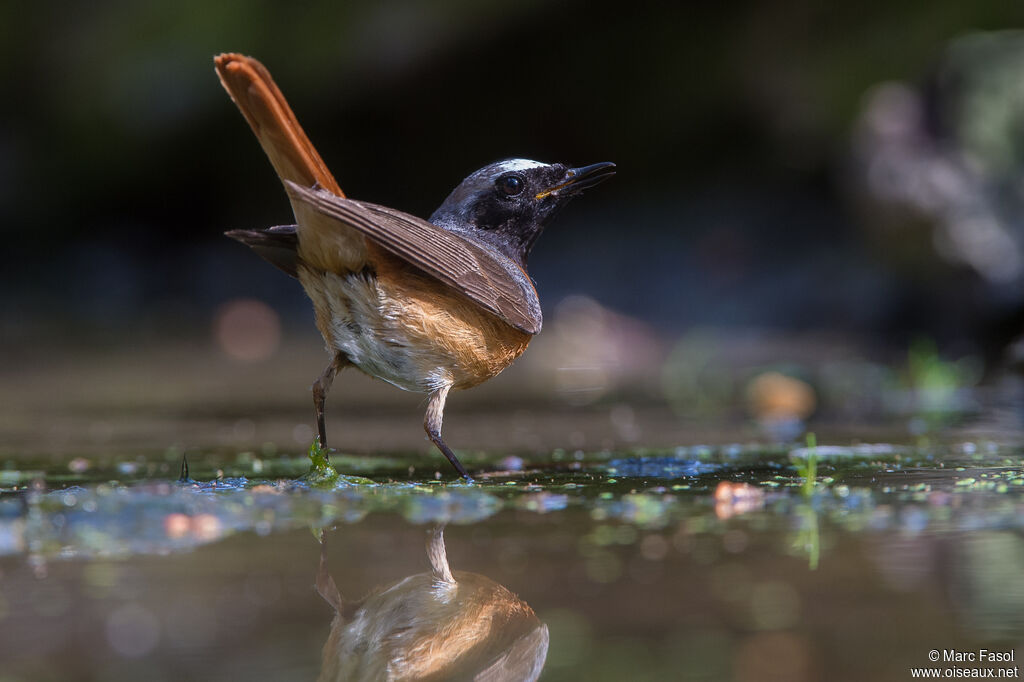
[{"x1": 0, "y1": 439, "x2": 1021, "y2": 564}]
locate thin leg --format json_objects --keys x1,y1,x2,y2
[
  {"x1": 315, "y1": 530, "x2": 343, "y2": 612},
  {"x1": 424, "y1": 384, "x2": 473, "y2": 482},
  {"x1": 313, "y1": 354, "x2": 348, "y2": 450},
  {"x1": 426, "y1": 524, "x2": 455, "y2": 585}
]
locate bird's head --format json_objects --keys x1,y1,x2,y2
[{"x1": 429, "y1": 159, "x2": 616, "y2": 265}]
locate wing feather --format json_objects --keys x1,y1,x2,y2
[
  {"x1": 225, "y1": 225, "x2": 300, "y2": 278},
  {"x1": 284, "y1": 181, "x2": 542, "y2": 334}
]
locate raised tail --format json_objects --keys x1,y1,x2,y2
[
  {"x1": 215, "y1": 53, "x2": 367, "y2": 273},
  {"x1": 214, "y1": 53, "x2": 343, "y2": 196}
]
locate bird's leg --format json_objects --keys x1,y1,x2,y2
[
  {"x1": 315, "y1": 530, "x2": 343, "y2": 612},
  {"x1": 424, "y1": 385, "x2": 473, "y2": 482},
  {"x1": 426, "y1": 524, "x2": 456, "y2": 585},
  {"x1": 312, "y1": 354, "x2": 348, "y2": 452}
]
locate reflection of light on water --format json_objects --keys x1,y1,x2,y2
[
  {"x1": 714, "y1": 481, "x2": 765, "y2": 520},
  {"x1": 163, "y1": 513, "x2": 223, "y2": 542},
  {"x1": 212, "y1": 298, "x2": 281, "y2": 362}
]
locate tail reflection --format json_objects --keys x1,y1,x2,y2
[{"x1": 317, "y1": 526, "x2": 549, "y2": 682}]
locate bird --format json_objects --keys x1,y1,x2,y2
[
  {"x1": 214, "y1": 53, "x2": 614, "y2": 480},
  {"x1": 316, "y1": 526, "x2": 548, "y2": 681}
]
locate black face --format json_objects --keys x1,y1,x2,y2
[{"x1": 429, "y1": 159, "x2": 615, "y2": 265}]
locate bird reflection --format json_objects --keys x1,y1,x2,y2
[{"x1": 316, "y1": 526, "x2": 549, "y2": 682}]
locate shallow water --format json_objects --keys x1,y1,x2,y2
[{"x1": 2, "y1": 439, "x2": 1024, "y2": 681}]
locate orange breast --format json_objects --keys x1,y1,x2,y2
[
  {"x1": 373, "y1": 249, "x2": 532, "y2": 390},
  {"x1": 299, "y1": 246, "x2": 532, "y2": 393}
]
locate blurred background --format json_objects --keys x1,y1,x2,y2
[
  {"x1": 5, "y1": 6, "x2": 1024, "y2": 681},
  {"x1": 2, "y1": 0, "x2": 1024, "y2": 457}
]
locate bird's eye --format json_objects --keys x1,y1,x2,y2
[{"x1": 496, "y1": 174, "x2": 525, "y2": 197}]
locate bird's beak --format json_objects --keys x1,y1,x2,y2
[{"x1": 535, "y1": 162, "x2": 616, "y2": 199}]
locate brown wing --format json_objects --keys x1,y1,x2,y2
[{"x1": 284, "y1": 181, "x2": 543, "y2": 335}]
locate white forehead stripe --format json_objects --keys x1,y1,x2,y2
[{"x1": 495, "y1": 159, "x2": 546, "y2": 172}]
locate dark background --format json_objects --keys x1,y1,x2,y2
[{"x1": 3, "y1": 0, "x2": 1024, "y2": 364}]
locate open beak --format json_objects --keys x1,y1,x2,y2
[{"x1": 535, "y1": 162, "x2": 616, "y2": 199}]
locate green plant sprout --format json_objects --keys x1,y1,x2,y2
[
  {"x1": 790, "y1": 432, "x2": 820, "y2": 569},
  {"x1": 793, "y1": 504, "x2": 820, "y2": 571},
  {"x1": 793, "y1": 432, "x2": 818, "y2": 498}
]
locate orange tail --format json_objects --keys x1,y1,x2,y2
[{"x1": 214, "y1": 53, "x2": 344, "y2": 197}]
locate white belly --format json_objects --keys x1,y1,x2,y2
[{"x1": 298, "y1": 267, "x2": 452, "y2": 393}]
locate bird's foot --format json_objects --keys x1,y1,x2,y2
[{"x1": 306, "y1": 437, "x2": 339, "y2": 485}]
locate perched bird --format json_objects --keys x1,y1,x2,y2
[
  {"x1": 214, "y1": 54, "x2": 614, "y2": 480},
  {"x1": 316, "y1": 527, "x2": 548, "y2": 681}
]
